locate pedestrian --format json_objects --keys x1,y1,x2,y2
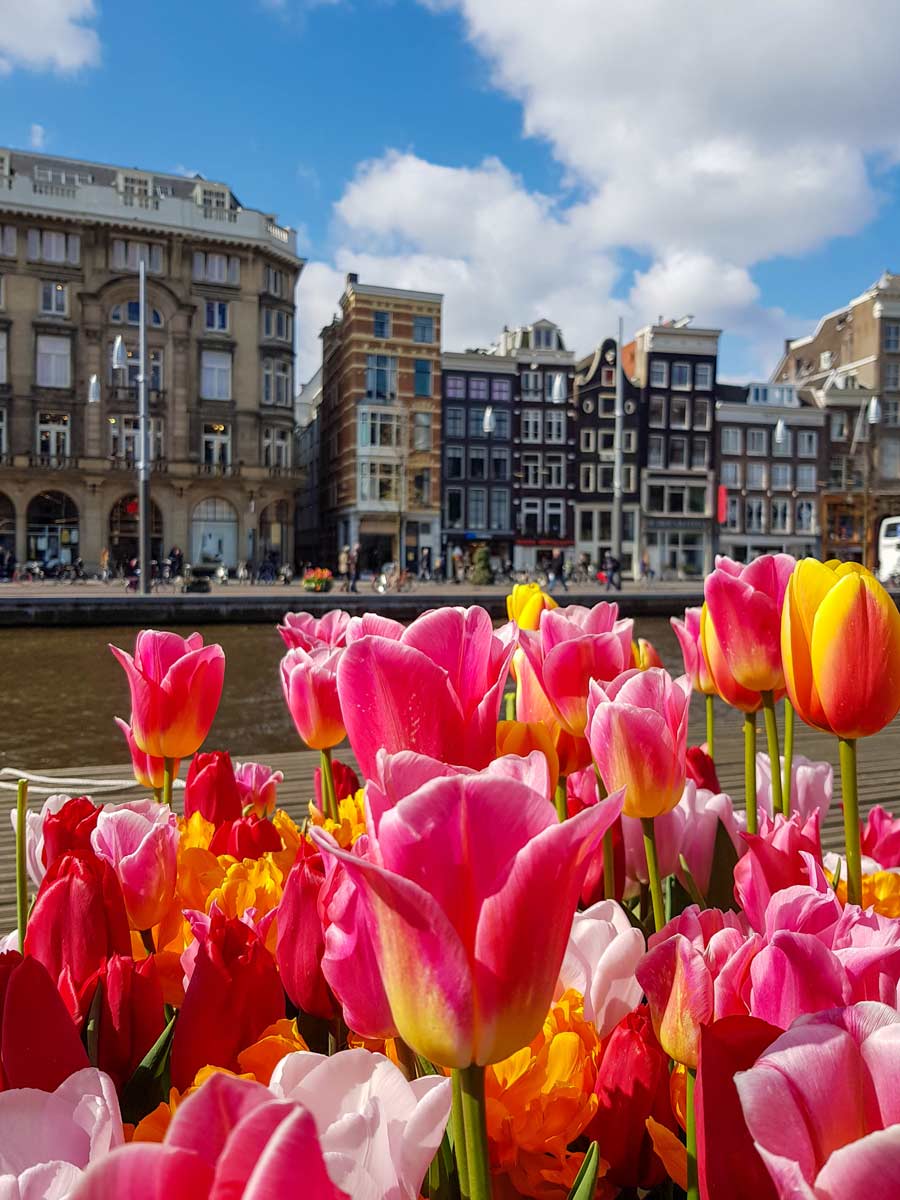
[
  {"x1": 639, "y1": 549, "x2": 655, "y2": 586},
  {"x1": 547, "y1": 550, "x2": 568, "y2": 592},
  {"x1": 348, "y1": 543, "x2": 360, "y2": 593},
  {"x1": 419, "y1": 545, "x2": 432, "y2": 581},
  {"x1": 451, "y1": 544, "x2": 463, "y2": 584},
  {"x1": 338, "y1": 544, "x2": 350, "y2": 592},
  {"x1": 602, "y1": 551, "x2": 622, "y2": 592}
]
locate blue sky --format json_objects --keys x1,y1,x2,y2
[{"x1": 4, "y1": 1, "x2": 900, "y2": 379}]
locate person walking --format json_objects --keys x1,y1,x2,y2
[
  {"x1": 602, "y1": 550, "x2": 622, "y2": 592},
  {"x1": 639, "y1": 548, "x2": 655, "y2": 586},
  {"x1": 348, "y1": 543, "x2": 360, "y2": 593},
  {"x1": 451, "y1": 544, "x2": 463, "y2": 584},
  {"x1": 547, "y1": 550, "x2": 568, "y2": 592},
  {"x1": 338, "y1": 545, "x2": 350, "y2": 592}
]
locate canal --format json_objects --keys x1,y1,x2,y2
[{"x1": 0, "y1": 613, "x2": 689, "y2": 771}]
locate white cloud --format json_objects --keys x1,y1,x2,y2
[
  {"x1": 0, "y1": 0, "x2": 100, "y2": 75},
  {"x1": 29, "y1": 123, "x2": 46, "y2": 150}
]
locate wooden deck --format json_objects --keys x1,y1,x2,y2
[{"x1": 1, "y1": 704, "x2": 898, "y2": 933}]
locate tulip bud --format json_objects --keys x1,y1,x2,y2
[
  {"x1": 41, "y1": 796, "x2": 101, "y2": 869},
  {"x1": 184, "y1": 751, "x2": 243, "y2": 827}
]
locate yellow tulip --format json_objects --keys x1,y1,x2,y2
[{"x1": 507, "y1": 582, "x2": 558, "y2": 630}]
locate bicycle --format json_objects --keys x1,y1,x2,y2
[{"x1": 371, "y1": 563, "x2": 415, "y2": 594}]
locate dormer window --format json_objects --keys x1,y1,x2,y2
[{"x1": 533, "y1": 326, "x2": 557, "y2": 350}]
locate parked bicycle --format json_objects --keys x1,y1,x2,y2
[{"x1": 371, "y1": 562, "x2": 415, "y2": 594}]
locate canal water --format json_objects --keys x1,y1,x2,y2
[{"x1": 0, "y1": 614, "x2": 686, "y2": 771}]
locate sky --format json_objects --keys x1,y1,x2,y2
[{"x1": 4, "y1": 0, "x2": 900, "y2": 383}]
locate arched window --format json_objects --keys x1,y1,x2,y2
[
  {"x1": 110, "y1": 302, "x2": 164, "y2": 327},
  {"x1": 26, "y1": 490, "x2": 79, "y2": 564}
]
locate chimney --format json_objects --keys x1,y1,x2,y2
[{"x1": 346, "y1": 272, "x2": 358, "y2": 286}]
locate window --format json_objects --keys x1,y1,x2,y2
[
  {"x1": 484, "y1": 489, "x2": 508, "y2": 531},
  {"x1": 747, "y1": 462, "x2": 767, "y2": 489},
  {"x1": 521, "y1": 499, "x2": 541, "y2": 536},
  {"x1": 623, "y1": 465, "x2": 637, "y2": 492},
  {"x1": 469, "y1": 447, "x2": 487, "y2": 480},
  {"x1": 797, "y1": 430, "x2": 818, "y2": 457},
  {"x1": 201, "y1": 350, "x2": 232, "y2": 400},
  {"x1": 468, "y1": 407, "x2": 486, "y2": 438},
  {"x1": 623, "y1": 429, "x2": 637, "y2": 454},
  {"x1": 599, "y1": 394, "x2": 615, "y2": 416},
  {"x1": 534, "y1": 326, "x2": 557, "y2": 349},
  {"x1": 193, "y1": 252, "x2": 240, "y2": 285},
  {"x1": 693, "y1": 398, "x2": 710, "y2": 429},
  {"x1": 691, "y1": 438, "x2": 708, "y2": 468},
  {"x1": 359, "y1": 460, "x2": 400, "y2": 501},
  {"x1": 545, "y1": 372, "x2": 567, "y2": 402},
  {"x1": 600, "y1": 366, "x2": 615, "y2": 388},
  {"x1": 649, "y1": 396, "x2": 666, "y2": 427},
  {"x1": 0, "y1": 330, "x2": 5, "y2": 385},
  {"x1": 263, "y1": 265, "x2": 284, "y2": 295},
  {"x1": 522, "y1": 452, "x2": 542, "y2": 487},
  {"x1": 544, "y1": 500, "x2": 565, "y2": 537},
  {"x1": 413, "y1": 315, "x2": 433, "y2": 343},
  {"x1": 885, "y1": 364, "x2": 900, "y2": 391},
  {"x1": 773, "y1": 427, "x2": 792, "y2": 456},
  {"x1": 579, "y1": 509, "x2": 594, "y2": 540},
  {"x1": 747, "y1": 428, "x2": 767, "y2": 455},
  {"x1": 0, "y1": 226, "x2": 15, "y2": 257},
  {"x1": 359, "y1": 410, "x2": 400, "y2": 448},
  {"x1": 40, "y1": 281, "x2": 68, "y2": 316},
  {"x1": 880, "y1": 439, "x2": 900, "y2": 481},
  {"x1": 0, "y1": 406, "x2": 5, "y2": 453},
  {"x1": 469, "y1": 489, "x2": 487, "y2": 530},
  {"x1": 446, "y1": 407, "x2": 464, "y2": 438},
  {"x1": 746, "y1": 499, "x2": 765, "y2": 532},
  {"x1": 202, "y1": 422, "x2": 231, "y2": 465},
  {"x1": 688, "y1": 486, "x2": 706, "y2": 514},
  {"x1": 493, "y1": 409, "x2": 510, "y2": 439},
  {"x1": 262, "y1": 308, "x2": 292, "y2": 340},
  {"x1": 797, "y1": 464, "x2": 817, "y2": 491},
  {"x1": 111, "y1": 239, "x2": 161, "y2": 273},
  {"x1": 580, "y1": 428, "x2": 596, "y2": 453},
  {"x1": 771, "y1": 499, "x2": 791, "y2": 533},
  {"x1": 365, "y1": 355, "x2": 398, "y2": 402},
  {"x1": 414, "y1": 359, "x2": 432, "y2": 397},
  {"x1": 650, "y1": 361, "x2": 668, "y2": 388},
  {"x1": 413, "y1": 468, "x2": 431, "y2": 505},
  {"x1": 579, "y1": 463, "x2": 596, "y2": 491},
  {"x1": 671, "y1": 362, "x2": 690, "y2": 390},
  {"x1": 544, "y1": 410, "x2": 565, "y2": 443},
  {"x1": 884, "y1": 400, "x2": 900, "y2": 427},
  {"x1": 36, "y1": 335, "x2": 71, "y2": 388},
  {"x1": 28, "y1": 229, "x2": 80, "y2": 265},
  {"x1": 373, "y1": 310, "x2": 391, "y2": 338},
  {"x1": 668, "y1": 487, "x2": 685, "y2": 514},
  {"x1": 263, "y1": 427, "x2": 291, "y2": 468},
  {"x1": 694, "y1": 363, "x2": 712, "y2": 390},
  {"x1": 521, "y1": 410, "x2": 542, "y2": 442},
  {"x1": 721, "y1": 427, "x2": 742, "y2": 454},
  {"x1": 647, "y1": 485, "x2": 664, "y2": 512},
  {"x1": 447, "y1": 489, "x2": 464, "y2": 528},
  {"x1": 109, "y1": 415, "x2": 164, "y2": 461},
  {"x1": 413, "y1": 411, "x2": 432, "y2": 450},
  {"x1": 446, "y1": 375, "x2": 466, "y2": 399},
  {"x1": 205, "y1": 301, "x2": 229, "y2": 332},
  {"x1": 831, "y1": 413, "x2": 848, "y2": 441},
  {"x1": 648, "y1": 435, "x2": 664, "y2": 467},
  {"x1": 446, "y1": 446, "x2": 464, "y2": 479},
  {"x1": 545, "y1": 453, "x2": 565, "y2": 487},
  {"x1": 772, "y1": 463, "x2": 792, "y2": 490},
  {"x1": 521, "y1": 371, "x2": 541, "y2": 396},
  {"x1": 669, "y1": 437, "x2": 688, "y2": 468},
  {"x1": 725, "y1": 497, "x2": 740, "y2": 531},
  {"x1": 598, "y1": 464, "x2": 615, "y2": 490},
  {"x1": 36, "y1": 412, "x2": 70, "y2": 459},
  {"x1": 721, "y1": 461, "x2": 741, "y2": 487},
  {"x1": 469, "y1": 378, "x2": 489, "y2": 401},
  {"x1": 796, "y1": 500, "x2": 815, "y2": 532},
  {"x1": 670, "y1": 397, "x2": 688, "y2": 428},
  {"x1": 491, "y1": 378, "x2": 511, "y2": 402},
  {"x1": 110, "y1": 302, "x2": 163, "y2": 327},
  {"x1": 820, "y1": 351, "x2": 833, "y2": 370},
  {"x1": 491, "y1": 448, "x2": 510, "y2": 480},
  {"x1": 885, "y1": 323, "x2": 900, "y2": 352}
]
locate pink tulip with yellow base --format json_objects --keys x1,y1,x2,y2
[{"x1": 672, "y1": 606, "x2": 718, "y2": 759}]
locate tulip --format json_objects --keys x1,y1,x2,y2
[
  {"x1": 733, "y1": 811, "x2": 822, "y2": 932},
  {"x1": 41, "y1": 795, "x2": 101, "y2": 869},
  {"x1": 506, "y1": 581, "x2": 557, "y2": 629},
  {"x1": 270, "y1": 1048, "x2": 452, "y2": 1200},
  {"x1": 311, "y1": 766, "x2": 624, "y2": 1067},
  {"x1": 115, "y1": 716, "x2": 171, "y2": 792},
  {"x1": 345, "y1": 612, "x2": 405, "y2": 642},
  {"x1": 91, "y1": 798, "x2": 179, "y2": 931},
  {"x1": 704, "y1": 554, "x2": 795, "y2": 694},
  {"x1": 24, "y1": 849, "x2": 131, "y2": 1022},
  {"x1": 233, "y1": 760, "x2": 284, "y2": 817},
  {"x1": 756, "y1": 752, "x2": 832, "y2": 824},
  {"x1": 735, "y1": 1002, "x2": 900, "y2": 1199},
  {"x1": 10, "y1": 794, "x2": 69, "y2": 889},
  {"x1": 672, "y1": 608, "x2": 717, "y2": 695},
  {"x1": 109, "y1": 630, "x2": 225, "y2": 760},
  {"x1": 633, "y1": 637, "x2": 664, "y2": 669},
  {"x1": 275, "y1": 842, "x2": 335, "y2": 1022},
  {"x1": 861, "y1": 805, "x2": 900, "y2": 868},
  {"x1": 313, "y1": 759, "x2": 359, "y2": 812},
  {"x1": 93, "y1": 954, "x2": 166, "y2": 1089},
  {"x1": 336, "y1": 606, "x2": 513, "y2": 778},
  {"x1": 281, "y1": 646, "x2": 346, "y2": 751},
  {"x1": 685, "y1": 746, "x2": 721, "y2": 793},
  {"x1": 555, "y1": 900, "x2": 644, "y2": 1039},
  {"x1": 566, "y1": 767, "x2": 626, "y2": 903},
  {"x1": 208, "y1": 813, "x2": 283, "y2": 860},
  {"x1": 0, "y1": 952, "x2": 89, "y2": 1090},
  {"x1": 0, "y1": 1068, "x2": 123, "y2": 1196},
  {"x1": 183, "y1": 750, "x2": 243, "y2": 827},
  {"x1": 495, "y1": 719, "x2": 559, "y2": 799},
  {"x1": 699, "y1": 603, "x2": 764, "y2": 713},
  {"x1": 170, "y1": 908, "x2": 285, "y2": 1090},
  {"x1": 278, "y1": 608, "x2": 351, "y2": 651}
]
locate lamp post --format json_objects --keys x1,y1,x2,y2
[{"x1": 863, "y1": 395, "x2": 881, "y2": 570}]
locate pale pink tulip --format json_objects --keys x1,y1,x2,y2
[
  {"x1": 0, "y1": 1068, "x2": 123, "y2": 1198},
  {"x1": 233, "y1": 761, "x2": 284, "y2": 817},
  {"x1": 270, "y1": 1048, "x2": 452, "y2": 1200},
  {"x1": 91, "y1": 799, "x2": 179, "y2": 931},
  {"x1": 281, "y1": 646, "x2": 346, "y2": 751},
  {"x1": 756, "y1": 752, "x2": 833, "y2": 824},
  {"x1": 311, "y1": 765, "x2": 624, "y2": 1067},
  {"x1": 704, "y1": 554, "x2": 795, "y2": 694},
  {"x1": 336, "y1": 606, "x2": 513, "y2": 778},
  {"x1": 587, "y1": 668, "x2": 692, "y2": 819},
  {"x1": 736, "y1": 1003, "x2": 900, "y2": 1200},
  {"x1": 556, "y1": 899, "x2": 644, "y2": 1038},
  {"x1": 114, "y1": 717, "x2": 171, "y2": 792},
  {"x1": 671, "y1": 607, "x2": 716, "y2": 694},
  {"x1": 278, "y1": 609, "x2": 352, "y2": 652}
]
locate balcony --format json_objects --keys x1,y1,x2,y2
[
  {"x1": 27, "y1": 453, "x2": 79, "y2": 470},
  {"x1": 267, "y1": 464, "x2": 301, "y2": 478},
  {"x1": 108, "y1": 456, "x2": 169, "y2": 473},
  {"x1": 108, "y1": 385, "x2": 167, "y2": 406},
  {"x1": 196, "y1": 462, "x2": 241, "y2": 478}
]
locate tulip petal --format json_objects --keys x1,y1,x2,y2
[
  {"x1": 70, "y1": 1144, "x2": 214, "y2": 1199},
  {"x1": 543, "y1": 634, "x2": 629, "y2": 736},
  {"x1": 1, "y1": 956, "x2": 89, "y2": 1090},
  {"x1": 814, "y1": 1125, "x2": 900, "y2": 1200},
  {"x1": 705, "y1": 569, "x2": 783, "y2": 692},
  {"x1": 167, "y1": 1072, "x2": 271, "y2": 1166},
  {"x1": 636, "y1": 935, "x2": 713, "y2": 1068},
  {"x1": 700, "y1": 604, "x2": 762, "y2": 713},
  {"x1": 646, "y1": 1117, "x2": 688, "y2": 1192}
]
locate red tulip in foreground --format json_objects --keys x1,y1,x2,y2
[
  {"x1": 109, "y1": 630, "x2": 225, "y2": 760},
  {"x1": 0, "y1": 952, "x2": 89, "y2": 1090},
  {"x1": 183, "y1": 750, "x2": 243, "y2": 827},
  {"x1": 312, "y1": 765, "x2": 624, "y2": 1067},
  {"x1": 92, "y1": 954, "x2": 166, "y2": 1089}
]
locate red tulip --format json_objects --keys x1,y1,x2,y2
[
  {"x1": 209, "y1": 814, "x2": 283, "y2": 860},
  {"x1": 109, "y1": 630, "x2": 225, "y2": 759},
  {"x1": 587, "y1": 1006, "x2": 679, "y2": 1191},
  {"x1": 276, "y1": 843, "x2": 334, "y2": 1021},
  {"x1": 24, "y1": 850, "x2": 131, "y2": 1022},
  {"x1": 685, "y1": 746, "x2": 721, "y2": 793},
  {"x1": 0, "y1": 952, "x2": 89, "y2": 1091},
  {"x1": 281, "y1": 647, "x2": 346, "y2": 752},
  {"x1": 94, "y1": 954, "x2": 166, "y2": 1089},
  {"x1": 170, "y1": 909, "x2": 284, "y2": 1090},
  {"x1": 41, "y1": 796, "x2": 101, "y2": 869},
  {"x1": 314, "y1": 760, "x2": 360, "y2": 809},
  {"x1": 183, "y1": 751, "x2": 243, "y2": 827}
]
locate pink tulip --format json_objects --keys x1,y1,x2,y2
[
  {"x1": 336, "y1": 606, "x2": 514, "y2": 779},
  {"x1": 736, "y1": 1002, "x2": 900, "y2": 1199},
  {"x1": 587, "y1": 668, "x2": 692, "y2": 819},
  {"x1": 234, "y1": 761, "x2": 284, "y2": 818},
  {"x1": 91, "y1": 799, "x2": 179, "y2": 931},
  {"x1": 733, "y1": 811, "x2": 823, "y2": 932},
  {"x1": 756, "y1": 752, "x2": 832, "y2": 824},
  {"x1": 311, "y1": 765, "x2": 624, "y2": 1067},
  {"x1": 270, "y1": 1048, "x2": 452, "y2": 1200},
  {"x1": 556, "y1": 899, "x2": 644, "y2": 1038},
  {"x1": 281, "y1": 646, "x2": 346, "y2": 751},
  {"x1": 115, "y1": 717, "x2": 171, "y2": 792},
  {"x1": 109, "y1": 631, "x2": 225, "y2": 760},
  {"x1": 0, "y1": 1068, "x2": 123, "y2": 1196},
  {"x1": 278, "y1": 609, "x2": 351, "y2": 652},
  {"x1": 860, "y1": 805, "x2": 900, "y2": 869},
  {"x1": 345, "y1": 613, "x2": 405, "y2": 642},
  {"x1": 671, "y1": 607, "x2": 716, "y2": 694},
  {"x1": 703, "y1": 554, "x2": 795, "y2": 694}
]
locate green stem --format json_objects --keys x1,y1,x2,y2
[
  {"x1": 762, "y1": 691, "x2": 785, "y2": 818},
  {"x1": 839, "y1": 737, "x2": 862, "y2": 906},
  {"x1": 782, "y1": 699, "x2": 795, "y2": 814},
  {"x1": 686, "y1": 1067, "x2": 699, "y2": 1200},
  {"x1": 705, "y1": 693, "x2": 715, "y2": 759},
  {"x1": 16, "y1": 780, "x2": 28, "y2": 951},
  {"x1": 744, "y1": 711, "x2": 758, "y2": 835},
  {"x1": 320, "y1": 748, "x2": 339, "y2": 822},
  {"x1": 504, "y1": 690, "x2": 515, "y2": 722},
  {"x1": 641, "y1": 817, "x2": 666, "y2": 933},
  {"x1": 162, "y1": 757, "x2": 176, "y2": 808},
  {"x1": 451, "y1": 1069, "x2": 471, "y2": 1199},
  {"x1": 458, "y1": 1064, "x2": 492, "y2": 1200},
  {"x1": 553, "y1": 776, "x2": 568, "y2": 822},
  {"x1": 152, "y1": 785, "x2": 163, "y2": 804}
]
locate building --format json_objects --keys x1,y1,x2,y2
[
  {"x1": 318, "y1": 274, "x2": 442, "y2": 572},
  {"x1": 0, "y1": 148, "x2": 303, "y2": 571},
  {"x1": 715, "y1": 381, "x2": 825, "y2": 561},
  {"x1": 771, "y1": 271, "x2": 900, "y2": 567},
  {"x1": 294, "y1": 366, "x2": 321, "y2": 566},
  {"x1": 629, "y1": 318, "x2": 719, "y2": 578},
  {"x1": 441, "y1": 349, "x2": 516, "y2": 568},
  {"x1": 573, "y1": 336, "x2": 641, "y2": 574}
]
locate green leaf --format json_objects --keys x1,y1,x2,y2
[
  {"x1": 704, "y1": 817, "x2": 741, "y2": 912},
  {"x1": 566, "y1": 1141, "x2": 600, "y2": 1200},
  {"x1": 119, "y1": 1011, "x2": 177, "y2": 1126},
  {"x1": 678, "y1": 854, "x2": 707, "y2": 909}
]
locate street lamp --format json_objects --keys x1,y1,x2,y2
[
  {"x1": 87, "y1": 374, "x2": 100, "y2": 404},
  {"x1": 774, "y1": 417, "x2": 786, "y2": 446},
  {"x1": 482, "y1": 406, "x2": 495, "y2": 435}
]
